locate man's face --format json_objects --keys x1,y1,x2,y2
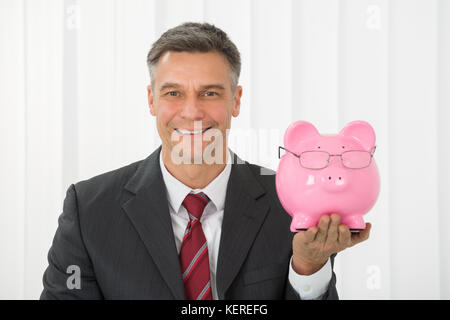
[{"x1": 147, "y1": 51, "x2": 242, "y2": 164}]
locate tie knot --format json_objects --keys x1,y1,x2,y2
[{"x1": 182, "y1": 193, "x2": 209, "y2": 220}]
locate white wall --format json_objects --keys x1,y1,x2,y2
[{"x1": 1, "y1": 0, "x2": 449, "y2": 299}]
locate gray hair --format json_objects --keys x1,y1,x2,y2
[{"x1": 147, "y1": 22, "x2": 241, "y2": 91}]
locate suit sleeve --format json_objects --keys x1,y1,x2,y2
[
  {"x1": 284, "y1": 253, "x2": 339, "y2": 300},
  {"x1": 40, "y1": 184, "x2": 103, "y2": 299}
]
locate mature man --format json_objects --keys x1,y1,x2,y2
[{"x1": 40, "y1": 22, "x2": 370, "y2": 300}]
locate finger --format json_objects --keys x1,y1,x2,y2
[
  {"x1": 304, "y1": 226, "x2": 318, "y2": 243},
  {"x1": 315, "y1": 215, "x2": 330, "y2": 243},
  {"x1": 293, "y1": 227, "x2": 318, "y2": 249},
  {"x1": 325, "y1": 213, "x2": 341, "y2": 244},
  {"x1": 350, "y1": 223, "x2": 372, "y2": 246},
  {"x1": 338, "y1": 224, "x2": 351, "y2": 247}
]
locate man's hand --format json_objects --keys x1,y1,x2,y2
[{"x1": 292, "y1": 214, "x2": 371, "y2": 275}]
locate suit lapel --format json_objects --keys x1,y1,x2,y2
[
  {"x1": 122, "y1": 146, "x2": 185, "y2": 300},
  {"x1": 216, "y1": 152, "x2": 270, "y2": 299}
]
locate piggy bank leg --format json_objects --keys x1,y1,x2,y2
[
  {"x1": 291, "y1": 214, "x2": 316, "y2": 232},
  {"x1": 342, "y1": 215, "x2": 365, "y2": 233}
]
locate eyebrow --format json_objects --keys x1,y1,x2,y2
[
  {"x1": 159, "y1": 82, "x2": 182, "y2": 91},
  {"x1": 201, "y1": 84, "x2": 226, "y2": 91},
  {"x1": 159, "y1": 82, "x2": 226, "y2": 92}
]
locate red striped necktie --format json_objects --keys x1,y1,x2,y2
[{"x1": 179, "y1": 192, "x2": 213, "y2": 300}]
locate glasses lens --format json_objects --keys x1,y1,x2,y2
[
  {"x1": 342, "y1": 151, "x2": 371, "y2": 168},
  {"x1": 300, "y1": 151, "x2": 329, "y2": 169}
]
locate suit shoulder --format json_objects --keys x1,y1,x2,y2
[
  {"x1": 73, "y1": 159, "x2": 144, "y2": 200},
  {"x1": 243, "y1": 162, "x2": 280, "y2": 201},
  {"x1": 245, "y1": 162, "x2": 277, "y2": 186},
  {"x1": 242, "y1": 161, "x2": 292, "y2": 233}
]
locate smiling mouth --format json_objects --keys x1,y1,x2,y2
[{"x1": 175, "y1": 127, "x2": 212, "y2": 135}]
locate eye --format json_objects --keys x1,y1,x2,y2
[
  {"x1": 342, "y1": 146, "x2": 345, "y2": 149},
  {"x1": 204, "y1": 91, "x2": 217, "y2": 97},
  {"x1": 166, "y1": 91, "x2": 180, "y2": 97},
  {"x1": 317, "y1": 146, "x2": 321, "y2": 149}
]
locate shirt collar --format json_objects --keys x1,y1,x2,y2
[{"x1": 159, "y1": 149, "x2": 232, "y2": 214}]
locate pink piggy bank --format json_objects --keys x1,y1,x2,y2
[{"x1": 275, "y1": 121, "x2": 380, "y2": 232}]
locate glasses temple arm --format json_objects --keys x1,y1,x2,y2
[
  {"x1": 278, "y1": 146, "x2": 301, "y2": 159},
  {"x1": 278, "y1": 146, "x2": 284, "y2": 159}
]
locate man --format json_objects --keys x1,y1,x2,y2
[{"x1": 40, "y1": 22, "x2": 370, "y2": 300}]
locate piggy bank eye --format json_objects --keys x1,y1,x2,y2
[
  {"x1": 342, "y1": 146, "x2": 345, "y2": 149},
  {"x1": 317, "y1": 146, "x2": 321, "y2": 149}
]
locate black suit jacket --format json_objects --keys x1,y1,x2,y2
[{"x1": 40, "y1": 146, "x2": 338, "y2": 299}]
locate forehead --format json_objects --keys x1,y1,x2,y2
[{"x1": 154, "y1": 51, "x2": 231, "y2": 89}]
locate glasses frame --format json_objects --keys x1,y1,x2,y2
[{"x1": 278, "y1": 145, "x2": 377, "y2": 170}]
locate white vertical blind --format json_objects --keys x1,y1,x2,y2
[
  {"x1": 1, "y1": 0, "x2": 449, "y2": 299},
  {"x1": 334, "y1": 0, "x2": 392, "y2": 299},
  {"x1": 389, "y1": 0, "x2": 441, "y2": 299},
  {"x1": 1, "y1": 0, "x2": 26, "y2": 300},
  {"x1": 438, "y1": 0, "x2": 450, "y2": 300}
]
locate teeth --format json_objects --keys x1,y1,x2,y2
[{"x1": 176, "y1": 128, "x2": 209, "y2": 135}]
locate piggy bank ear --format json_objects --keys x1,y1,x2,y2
[
  {"x1": 339, "y1": 121, "x2": 376, "y2": 151},
  {"x1": 284, "y1": 121, "x2": 320, "y2": 150}
]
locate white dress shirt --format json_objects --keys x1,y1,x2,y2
[{"x1": 159, "y1": 149, "x2": 331, "y2": 300}]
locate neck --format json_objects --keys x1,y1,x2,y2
[{"x1": 161, "y1": 146, "x2": 228, "y2": 189}]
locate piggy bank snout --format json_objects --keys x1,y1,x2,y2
[{"x1": 318, "y1": 169, "x2": 349, "y2": 192}]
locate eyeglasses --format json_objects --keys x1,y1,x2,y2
[{"x1": 278, "y1": 145, "x2": 376, "y2": 170}]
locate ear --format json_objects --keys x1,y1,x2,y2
[
  {"x1": 283, "y1": 121, "x2": 320, "y2": 150},
  {"x1": 231, "y1": 85, "x2": 243, "y2": 117},
  {"x1": 339, "y1": 120, "x2": 376, "y2": 151},
  {"x1": 147, "y1": 84, "x2": 156, "y2": 116}
]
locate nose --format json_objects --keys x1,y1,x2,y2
[
  {"x1": 179, "y1": 96, "x2": 204, "y2": 120},
  {"x1": 319, "y1": 170, "x2": 348, "y2": 192}
]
